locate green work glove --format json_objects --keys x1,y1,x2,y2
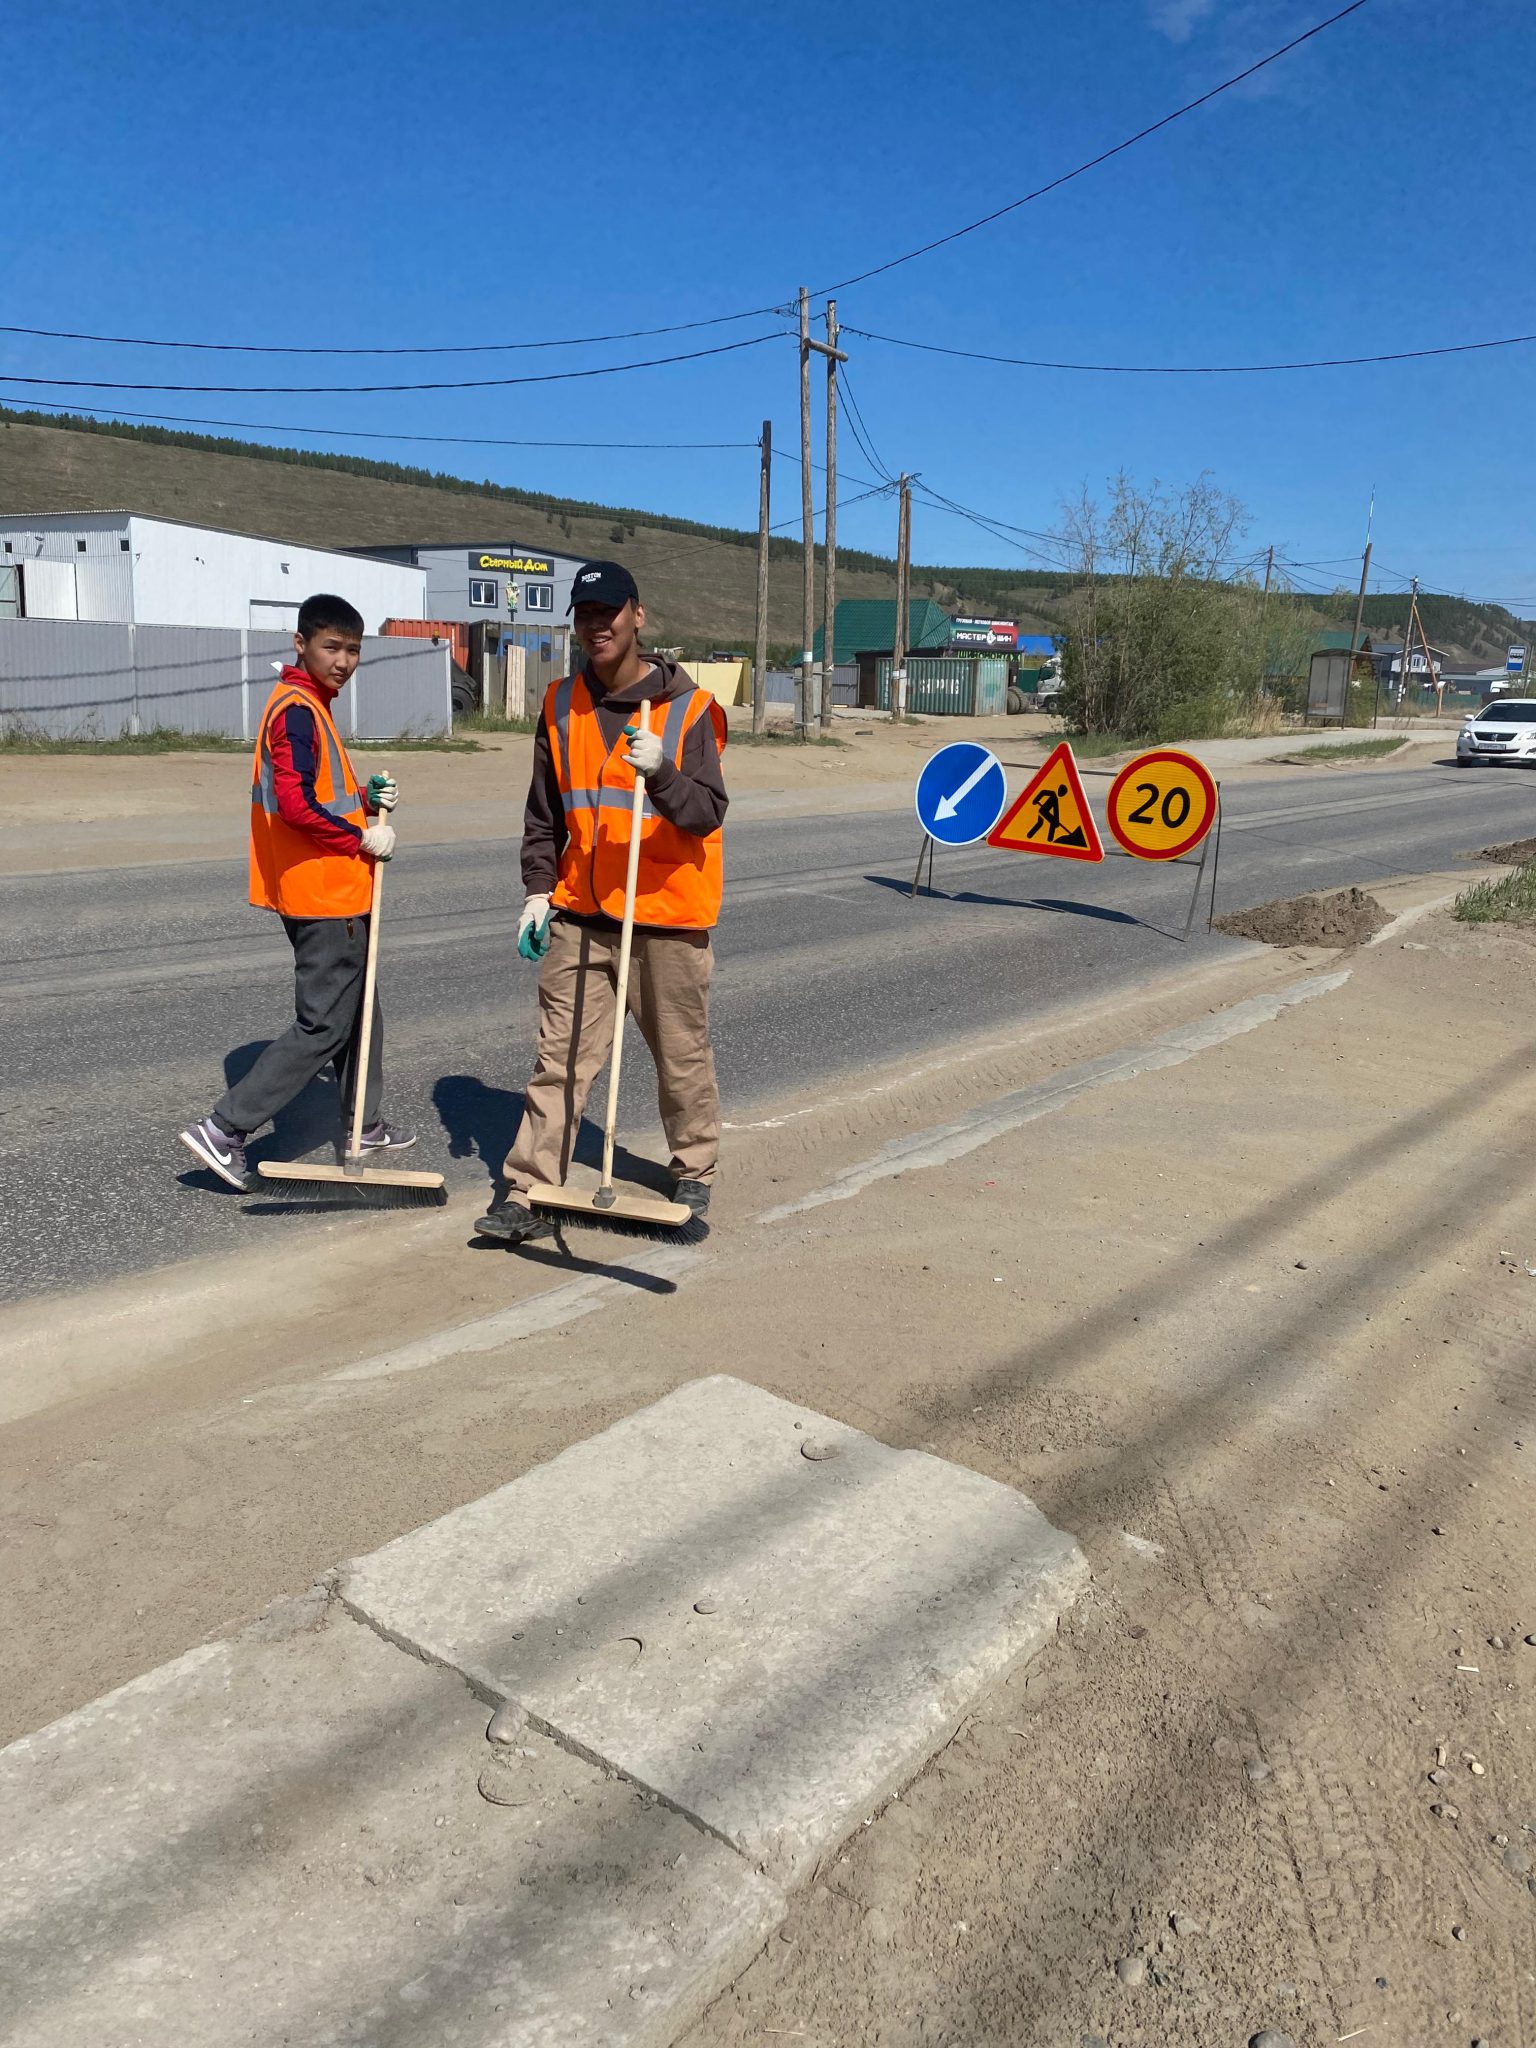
[
  {"x1": 517, "y1": 893, "x2": 552, "y2": 961},
  {"x1": 366, "y1": 772, "x2": 399, "y2": 811}
]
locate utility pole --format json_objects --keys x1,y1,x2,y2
[
  {"x1": 752, "y1": 419, "x2": 771, "y2": 737},
  {"x1": 1346, "y1": 539, "x2": 1374, "y2": 726},
  {"x1": 793, "y1": 290, "x2": 847, "y2": 737},
  {"x1": 820, "y1": 298, "x2": 839, "y2": 732},
  {"x1": 1255, "y1": 543, "x2": 1274, "y2": 697},
  {"x1": 798, "y1": 287, "x2": 814, "y2": 738},
  {"x1": 891, "y1": 474, "x2": 912, "y2": 721}
]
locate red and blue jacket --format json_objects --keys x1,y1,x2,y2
[{"x1": 266, "y1": 665, "x2": 375, "y2": 855}]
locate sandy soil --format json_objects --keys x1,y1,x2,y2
[
  {"x1": 4, "y1": 875, "x2": 1532, "y2": 2046},
  {"x1": 1214, "y1": 884, "x2": 1393, "y2": 949}
]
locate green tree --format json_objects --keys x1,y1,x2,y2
[{"x1": 1055, "y1": 473, "x2": 1270, "y2": 741}]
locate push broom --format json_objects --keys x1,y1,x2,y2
[
  {"x1": 527, "y1": 699, "x2": 692, "y2": 1235},
  {"x1": 256, "y1": 840, "x2": 446, "y2": 1208}
]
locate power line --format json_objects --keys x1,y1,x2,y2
[
  {"x1": 768, "y1": 445, "x2": 887, "y2": 492},
  {"x1": 0, "y1": 305, "x2": 793, "y2": 357},
  {"x1": 0, "y1": 6, "x2": 1372, "y2": 369},
  {"x1": 837, "y1": 364, "x2": 896, "y2": 483},
  {"x1": 844, "y1": 322, "x2": 1536, "y2": 375},
  {"x1": 0, "y1": 331, "x2": 786, "y2": 397},
  {"x1": 0, "y1": 396, "x2": 756, "y2": 451},
  {"x1": 814, "y1": 0, "x2": 1372, "y2": 294}
]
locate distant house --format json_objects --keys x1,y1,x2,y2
[{"x1": 1367, "y1": 640, "x2": 1450, "y2": 685}]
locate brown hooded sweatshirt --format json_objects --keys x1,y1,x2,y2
[{"x1": 519, "y1": 655, "x2": 729, "y2": 929}]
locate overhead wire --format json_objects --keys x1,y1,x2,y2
[
  {"x1": 813, "y1": 0, "x2": 1372, "y2": 294},
  {"x1": 0, "y1": 5, "x2": 1370, "y2": 365},
  {"x1": 0, "y1": 331, "x2": 787, "y2": 397},
  {"x1": 0, "y1": 395, "x2": 757, "y2": 452},
  {"x1": 836, "y1": 364, "x2": 897, "y2": 483},
  {"x1": 0, "y1": 306, "x2": 794, "y2": 356},
  {"x1": 842, "y1": 322, "x2": 1536, "y2": 376}
]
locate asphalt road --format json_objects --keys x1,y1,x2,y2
[{"x1": 3, "y1": 759, "x2": 1532, "y2": 1304}]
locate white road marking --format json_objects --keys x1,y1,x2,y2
[
  {"x1": 324, "y1": 1243, "x2": 706, "y2": 1383},
  {"x1": 758, "y1": 971, "x2": 1351, "y2": 1223},
  {"x1": 320, "y1": 969, "x2": 1351, "y2": 1380}
]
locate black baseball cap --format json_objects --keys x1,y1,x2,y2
[{"x1": 568, "y1": 560, "x2": 639, "y2": 613}]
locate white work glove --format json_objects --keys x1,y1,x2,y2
[
  {"x1": 622, "y1": 724, "x2": 664, "y2": 778},
  {"x1": 366, "y1": 772, "x2": 399, "y2": 812},
  {"x1": 517, "y1": 893, "x2": 552, "y2": 961},
  {"x1": 360, "y1": 822, "x2": 396, "y2": 861}
]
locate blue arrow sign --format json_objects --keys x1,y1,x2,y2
[{"x1": 915, "y1": 742, "x2": 1008, "y2": 847}]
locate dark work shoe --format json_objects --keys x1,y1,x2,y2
[
  {"x1": 358, "y1": 1121, "x2": 417, "y2": 1154},
  {"x1": 179, "y1": 1116, "x2": 249, "y2": 1191},
  {"x1": 473, "y1": 1198, "x2": 554, "y2": 1245},
  {"x1": 673, "y1": 1179, "x2": 712, "y2": 1218}
]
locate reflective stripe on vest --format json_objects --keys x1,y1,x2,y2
[
  {"x1": 545, "y1": 670, "x2": 724, "y2": 930},
  {"x1": 247, "y1": 683, "x2": 371, "y2": 919},
  {"x1": 251, "y1": 692, "x2": 366, "y2": 822},
  {"x1": 549, "y1": 677, "x2": 694, "y2": 807}
]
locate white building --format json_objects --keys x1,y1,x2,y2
[{"x1": 0, "y1": 510, "x2": 425, "y2": 634}]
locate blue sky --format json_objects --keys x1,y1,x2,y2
[{"x1": 3, "y1": 0, "x2": 1533, "y2": 608}]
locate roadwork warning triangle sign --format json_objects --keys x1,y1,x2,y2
[{"x1": 987, "y1": 741, "x2": 1104, "y2": 862}]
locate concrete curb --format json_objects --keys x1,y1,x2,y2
[{"x1": 0, "y1": 1379, "x2": 1087, "y2": 2046}]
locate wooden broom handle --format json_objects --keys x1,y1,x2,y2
[
  {"x1": 348, "y1": 853, "x2": 386, "y2": 1164},
  {"x1": 599, "y1": 699, "x2": 650, "y2": 1192}
]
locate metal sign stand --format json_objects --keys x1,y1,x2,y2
[
  {"x1": 910, "y1": 832, "x2": 936, "y2": 900},
  {"x1": 1206, "y1": 785, "x2": 1223, "y2": 933}
]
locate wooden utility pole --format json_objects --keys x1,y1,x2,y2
[
  {"x1": 1345, "y1": 539, "x2": 1374, "y2": 725},
  {"x1": 820, "y1": 298, "x2": 839, "y2": 732},
  {"x1": 891, "y1": 475, "x2": 912, "y2": 721},
  {"x1": 798, "y1": 286, "x2": 814, "y2": 738},
  {"x1": 791, "y1": 292, "x2": 847, "y2": 736},
  {"x1": 1255, "y1": 543, "x2": 1274, "y2": 696},
  {"x1": 752, "y1": 419, "x2": 771, "y2": 736}
]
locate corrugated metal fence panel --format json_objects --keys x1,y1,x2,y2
[
  {"x1": 975, "y1": 656, "x2": 1009, "y2": 717},
  {"x1": 758, "y1": 666, "x2": 857, "y2": 710},
  {"x1": 353, "y1": 637, "x2": 451, "y2": 738},
  {"x1": 873, "y1": 656, "x2": 980, "y2": 715},
  {"x1": 0, "y1": 619, "x2": 137, "y2": 737},
  {"x1": 133, "y1": 625, "x2": 247, "y2": 734},
  {"x1": 0, "y1": 620, "x2": 452, "y2": 741}
]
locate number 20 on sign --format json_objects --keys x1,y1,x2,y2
[{"x1": 1105, "y1": 749, "x2": 1218, "y2": 861}]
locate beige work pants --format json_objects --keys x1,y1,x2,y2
[{"x1": 502, "y1": 917, "x2": 720, "y2": 1194}]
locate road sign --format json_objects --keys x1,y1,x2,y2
[
  {"x1": 1508, "y1": 645, "x2": 1526, "y2": 675},
  {"x1": 986, "y1": 741, "x2": 1104, "y2": 862},
  {"x1": 914, "y1": 741, "x2": 1008, "y2": 846},
  {"x1": 1106, "y1": 749, "x2": 1218, "y2": 861}
]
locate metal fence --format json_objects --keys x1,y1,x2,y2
[
  {"x1": 0, "y1": 619, "x2": 451, "y2": 741},
  {"x1": 762, "y1": 665, "x2": 857, "y2": 708}
]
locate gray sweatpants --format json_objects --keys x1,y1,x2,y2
[{"x1": 214, "y1": 913, "x2": 383, "y2": 1139}]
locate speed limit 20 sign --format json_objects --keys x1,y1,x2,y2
[{"x1": 1106, "y1": 749, "x2": 1218, "y2": 861}]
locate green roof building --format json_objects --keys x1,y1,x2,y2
[{"x1": 812, "y1": 598, "x2": 953, "y2": 665}]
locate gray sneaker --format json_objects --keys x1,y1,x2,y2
[
  {"x1": 358, "y1": 1121, "x2": 417, "y2": 1154},
  {"x1": 673, "y1": 1179, "x2": 712, "y2": 1218},
  {"x1": 179, "y1": 1116, "x2": 249, "y2": 1190}
]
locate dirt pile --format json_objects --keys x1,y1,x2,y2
[
  {"x1": 1476, "y1": 837, "x2": 1536, "y2": 864},
  {"x1": 1214, "y1": 885, "x2": 1391, "y2": 948}
]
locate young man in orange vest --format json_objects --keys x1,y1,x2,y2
[
  {"x1": 178, "y1": 593, "x2": 411, "y2": 1189},
  {"x1": 476, "y1": 561, "x2": 728, "y2": 1245}
]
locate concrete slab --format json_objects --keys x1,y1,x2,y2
[
  {"x1": 0, "y1": 1601, "x2": 782, "y2": 2048},
  {"x1": 344, "y1": 1375, "x2": 1088, "y2": 1885}
]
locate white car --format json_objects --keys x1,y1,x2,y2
[{"x1": 1456, "y1": 699, "x2": 1536, "y2": 765}]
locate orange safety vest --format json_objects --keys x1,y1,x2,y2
[
  {"x1": 248, "y1": 680, "x2": 371, "y2": 918},
  {"x1": 547, "y1": 672, "x2": 727, "y2": 930}
]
